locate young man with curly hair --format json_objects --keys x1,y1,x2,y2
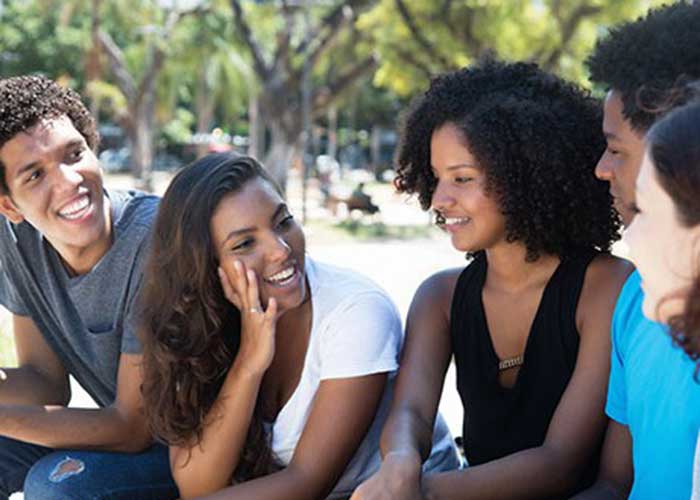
[
  {"x1": 573, "y1": 3, "x2": 700, "y2": 499},
  {"x1": 0, "y1": 76, "x2": 177, "y2": 499}
]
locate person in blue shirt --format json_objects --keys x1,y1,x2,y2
[{"x1": 575, "y1": 5, "x2": 700, "y2": 494}]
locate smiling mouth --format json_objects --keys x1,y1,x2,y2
[
  {"x1": 57, "y1": 193, "x2": 93, "y2": 220},
  {"x1": 436, "y1": 214, "x2": 472, "y2": 231},
  {"x1": 263, "y1": 263, "x2": 299, "y2": 287}
]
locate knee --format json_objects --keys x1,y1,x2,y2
[{"x1": 24, "y1": 453, "x2": 89, "y2": 500}]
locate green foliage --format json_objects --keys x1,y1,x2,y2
[
  {"x1": 0, "y1": 0, "x2": 89, "y2": 81},
  {"x1": 358, "y1": 0, "x2": 669, "y2": 97}
]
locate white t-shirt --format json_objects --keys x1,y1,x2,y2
[{"x1": 267, "y1": 258, "x2": 459, "y2": 499}]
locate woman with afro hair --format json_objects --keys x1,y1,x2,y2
[{"x1": 351, "y1": 58, "x2": 633, "y2": 500}]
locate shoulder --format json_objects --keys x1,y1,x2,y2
[
  {"x1": 406, "y1": 266, "x2": 465, "y2": 330},
  {"x1": 309, "y1": 259, "x2": 399, "y2": 320},
  {"x1": 108, "y1": 189, "x2": 160, "y2": 231},
  {"x1": 576, "y1": 253, "x2": 634, "y2": 334},
  {"x1": 413, "y1": 266, "x2": 464, "y2": 311}
]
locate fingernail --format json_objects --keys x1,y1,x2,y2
[{"x1": 234, "y1": 261, "x2": 241, "y2": 272}]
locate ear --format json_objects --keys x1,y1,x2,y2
[{"x1": 0, "y1": 194, "x2": 25, "y2": 224}]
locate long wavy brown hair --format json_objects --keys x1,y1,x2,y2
[
  {"x1": 647, "y1": 98, "x2": 700, "y2": 369},
  {"x1": 139, "y1": 152, "x2": 283, "y2": 481}
]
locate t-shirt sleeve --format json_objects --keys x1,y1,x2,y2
[
  {"x1": 605, "y1": 276, "x2": 634, "y2": 425},
  {"x1": 319, "y1": 291, "x2": 403, "y2": 380},
  {"x1": 0, "y1": 260, "x2": 28, "y2": 316},
  {"x1": 119, "y1": 241, "x2": 148, "y2": 355}
]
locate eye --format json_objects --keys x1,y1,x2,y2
[
  {"x1": 606, "y1": 146, "x2": 621, "y2": 156},
  {"x1": 25, "y1": 169, "x2": 43, "y2": 184},
  {"x1": 277, "y1": 214, "x2": 295, "y2": 230},
  {"x1": 628, "y1": 202, "x2": 641, "y2": 215},
  {"x1": 231, "y1": 238, "x2": 254, "y2": 252},
  {"x1": 67, "y1": 147, "x2": 85, "y2": 163},
  {"x1": 455, "y1": 176, "x2": 473, "y2": 184}
]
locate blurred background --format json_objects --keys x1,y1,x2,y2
[{"x1": 0, "y1": 0, "x2": 649, "y2": 456}]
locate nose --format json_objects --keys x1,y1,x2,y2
[
  {"x1": 54, "y1": 163, "x2": 84, "y2": 192},
  {"x1": 431, "y1": 179, "x2": 455, "y2": 213},
  {"x1": 595, "y1": 151, "x2": 614, "y2": 181},
  {"x1": 266, "y1": 233, "x2": 292, "y2": 264}
]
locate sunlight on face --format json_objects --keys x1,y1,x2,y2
[{"x1": 624, "y1": 152, "x2": 700, "y2": 323}]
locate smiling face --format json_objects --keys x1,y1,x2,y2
[
  {"x1": 0, "y1": 115, "x2": 110, "y2": 273},
  {"x1": 595, "y1": 91, "x2": 646, "y2": 227},
  {"x1": 210, "y1": 177, "x2": 307, "y2": 315},
  {"x1": 624, "y1": 152, "x2": 700, "y2": 323},
  {"x1": 430, "y1": 122, "x2": 507, "y2": 253}
]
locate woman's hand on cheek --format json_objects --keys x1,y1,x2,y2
[{"x1": 219, "y1": 261, "x2": 278, "y2": 377}]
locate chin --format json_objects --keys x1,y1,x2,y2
[{"x1": 641, "y1": 297, "x2": 661, "y2": 323}]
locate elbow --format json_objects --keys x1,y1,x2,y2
[
  {"x1": 109, "y1": 412, "x2": 154, "y2": 453},
  {"x1": 538, "y1": 444, "x2": 588, "y2": 495}
]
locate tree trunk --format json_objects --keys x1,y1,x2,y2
[
  {"x1": 248, "y1": 96, "x2": 265, "y2": 161},
  {"x1": 370, "y1": 124, "x2": 381, "y2": 175},
  {"x1": 130, "y1": 101, "x2": 155, "y2": 192},
  {"x1": 263, "y1": 124, "x2": 298, "y2": 193},
  {"x1": 195, "y1": 68, "x2": 215, "y2": 159},
  {"x1": 327, "y1": 105, "x2": 338, "y2": 160}
]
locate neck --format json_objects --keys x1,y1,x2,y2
[
  {"x1": 484, "y1": 241, "x2": 560, "y2": 293},
  {"x1": 58, "y1": 196, "x2": 113, "y2": 276}
]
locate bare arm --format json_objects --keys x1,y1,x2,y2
[
  {"x1": 570, "y1": 420, "x2": 633, "y2": 499},
  {"x1": 351, "y1": 270, "x2": 458, "y2": 500},
  {"x1": 0, "y1": 341, "x2": 153, "y2": 452},
  {"x1": 202, "y1": 373, "x2": 388, "y2": 500},
  {"x1": 420, "y1": 256, "x2": 634, "y2": 500},
  {"x1": 0, "y1": 314, "x2": 70, "y2": 406}
]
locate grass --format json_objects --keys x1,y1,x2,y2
[
  {"x1": 0, "y1": 309, "x2": 16, "y2": 366},
  {"x1": 305, "y1": 218, "x2": 440, "y2": 244}
]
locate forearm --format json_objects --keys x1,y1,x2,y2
[
  {"x1": 380, "y1": 407, "x2": 435, "y2": 463},
  {"x1": 423, "y1": 445, "x2": 580, "y2": 500},
  {"x1": 0, "y1": 366, "x2": 69, "y2": 406},
  {"x1": 0, "y1": 404, "x2": 150, "y2": 452},
  {"x1": 569, "y1": 480, "x2": 628, "y2": 499},
  {"x1": 174, "y1": 360, "x2": 263, "y2": 499},
  {"x1": 202, "y1": 466, "x2": 325, "y2": 500}
]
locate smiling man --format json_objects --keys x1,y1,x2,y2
[
  {"x1": 573, "y1": 3, "x2": 700, "y2": 500},
  {"x1": 0, "y1": 76, "x2": 177, "y2": 499}
]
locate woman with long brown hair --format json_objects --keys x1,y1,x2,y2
[
  {"x1": 138, "y1": 152, "x2": 458, "y2": 499},
  {"x1": 621, "y1": 96, "x2": 700, "y2": 499}
]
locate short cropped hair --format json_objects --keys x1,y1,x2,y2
[
  {"x1": 0, "y1": 75, "x2": 98, "y2": 193},
  {"x1": 587, "y1": 2, "x2": 700, "y2": 132}
]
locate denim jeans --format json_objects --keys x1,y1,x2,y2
[{"x1": 0, "y1": 436, "x2": 178, "y2": 500}]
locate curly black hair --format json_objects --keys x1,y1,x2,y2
[
  {"x1": 0, "y1": 75, "x2": 99, "y2": 194},
  {"x1": 587, "y1": 2, "x2": 700, "y2": 132},
  {"x1": 395, "y1": 58, "x2": 620, "y2": 261}
]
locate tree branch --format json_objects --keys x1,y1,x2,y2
[
  {"x1": 389, "y1": 43, "x2": 433, "y2": 80},
  {"x1": 542, "y1": 3, "x2": 602, "y2": 70},
  {"x1": 394, "y1": 0, "x2": 452, "y2": 68},
  {"x1": 95, "y1": 30, "x2": 137, "y2": 102},
  {"x1": 230, "y1": 0, "x2": 270, "y2": 79},
  {"x1": 311, "y1": 55, "x2": 377, "y2": 116}
]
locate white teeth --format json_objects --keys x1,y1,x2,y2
[
  {"x1": 58, "y1": 195, "x2": 90, "y2": 219},
  {"x1": 444, "y1": 217, "x2": 470, "y2": 225},
  {"x1": 266, "y1": 266, "x2": 295, "y2": 283}
]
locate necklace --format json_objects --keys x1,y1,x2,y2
[{"x1": 498, "y1": 355, "x2": 524, "y2": 371}]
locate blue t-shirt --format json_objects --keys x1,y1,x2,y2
[{"x1": 606, "y1": 271, "x2": 700, "y2": 500}]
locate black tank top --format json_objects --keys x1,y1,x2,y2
[{"x1": 450, "y1": 250, "x2": 600, "y2": 494}]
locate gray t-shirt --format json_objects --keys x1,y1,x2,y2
[{"x1": 0, "y1": 189, "x2": 158, "y2": 407}]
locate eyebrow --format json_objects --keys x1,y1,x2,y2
[
  {"x1": 14, "y1": 139, "x2": 86, "y2": 179},
  {"x1": 221, "y1": 203, "x2": 289, "y2": 247},
  {"x1": 432, "y1": 163, "x2": 479, "y2": 172},
  {"x1": 603, "y1": 131, "x2": 620, "y2": 141}
]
